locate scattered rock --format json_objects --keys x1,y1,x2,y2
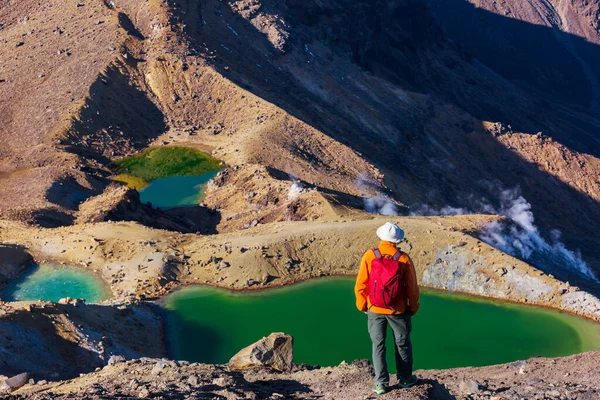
[
  {"x1": 261, "y1": 274, "x2": 274, "y2": 285},
  {"x1": 151, "y1": 361, "x2": 168, "y2": 375},
  {"x1": 459, "y1": 379, "x2": 480, "y2": 394},
  {"x1": 1, "y1": 373, "x2": 29, "y2": 392},
  {"x1": 107, "y1": 355, "x2": 125, "y2": 366},
  {"x1": 212, "y1": 376, "x2": 233, "y2": 387},
  {"x1": 187, "y1": 375, "x2": 198, "y2": 386},
  {"x1": 229, "y1": 332, "x2": 294, "y2": 372}
]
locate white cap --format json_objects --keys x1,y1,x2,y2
[{"x1": 376, "y1": 222, "x2": 404, "y2": 243}]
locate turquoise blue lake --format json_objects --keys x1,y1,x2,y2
[
  {"x1": 2, "y1": 263, "x2": 110, "y2": 303},
  {"x1": 139, "y1": 170, "x2": 220, "y2": 209}
]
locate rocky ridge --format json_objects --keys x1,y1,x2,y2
[
  {"x1": 1, "y1": 0, "x2": 600, "y2": 275},
  {"x1": 6, "y1": 345, "x2": 600, "y2": 399}
]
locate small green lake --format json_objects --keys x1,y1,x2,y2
[
  {"x1": 138, "y1": 170, "x2": 219, "y2": 209},
  {"x1": 162, "y1": 277, "x2": 600, "y2": 370},
  {"x1": 2, "y1": 263, "x2": 110, "y2": 303},
  {"x1": 112, "y1": 146, "x2": 223, "y2": 209}
]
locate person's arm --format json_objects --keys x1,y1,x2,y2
[
  {"x1": 403, "y1": 254, "x2": 420, "y2": 315},
  {"x1": 354, "y1": 252, "x2": 370, "y2": 312}
]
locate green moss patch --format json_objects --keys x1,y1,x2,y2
[
  {"x1": 113, "y1": 146, "x2": 222, "y2": 183},
  {"x1": 112, "y1": 174, "x2": 150, "y2": 190}
]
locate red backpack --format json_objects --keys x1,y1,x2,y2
[{"x1": 368, "y1": 248, "x2": 404, "y2": 310}]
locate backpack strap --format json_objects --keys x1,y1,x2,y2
[
  {"x1": 372, "y1": 248, "x2": 382, "y2": 259},
  {"x1": 392, "y1": 251, "x2": 402, "y2": 261}
]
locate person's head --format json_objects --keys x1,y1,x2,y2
[{"x1": 376, "y1": 222, "x2": 404, "y2": 244}]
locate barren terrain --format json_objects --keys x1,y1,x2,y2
[
  {"x1": 10, "y1": 350, "x2": 600, "y2": 399},
  {"x1": 2, "y1": 0, "x2": 600, "y2": 397}
]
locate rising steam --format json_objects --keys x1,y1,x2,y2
[
  {"x1": 411, "y1": 186, "x2": 598, "y2": 282},
  {"x1": 285, "y1": 168, "x2": 307, "y2": 200},
  {"x1": 357, "y1": 174, "x2": 399, "y2": 216}
]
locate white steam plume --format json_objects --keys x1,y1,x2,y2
[
  {"x1": 356, "y1": 174, "x2": 399, "y2": 216},
  {"x1": 285, "y1": 168, "x2": 306, "y2": 200},
  {"x1": 364, "y1": 194, "x2": 399, "y2": 216},
  {"x1": 411, "y1": 186, "x2": 598, "y2": 282}
]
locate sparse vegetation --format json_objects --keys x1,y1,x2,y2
[
  {"x1": 112, "y1": 147, "x2": 223, "y2": 184},
  {"x1": 112, "y1": 174, "x2": 150, "y2": 190}
]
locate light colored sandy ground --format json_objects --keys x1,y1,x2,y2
[{"x1": 1, "y1": 214, "x2": 598, "y2": 321}]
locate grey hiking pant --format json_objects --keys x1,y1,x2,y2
[{"x1": 367, "y1": 310, "x2": 413, "y2": 385}]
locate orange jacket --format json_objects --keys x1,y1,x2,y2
[{"x1": 354, "y1": 241, "x2": 420, "y2": 315}]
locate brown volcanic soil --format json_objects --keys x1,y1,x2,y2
[
  {"x1": 2, "y1": 215, "x2": 597, "y2": 321},
  {"x1": 1, "y1": 0, "x2": 600, "y2": 276},
  {"x1": 11, "y1": 350, "x2": 600, "y2": 399}
]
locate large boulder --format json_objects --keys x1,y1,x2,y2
[
  {"x1": 1, "y1": 372, "x2": 29, "y2": 392},
  {"x1": 228, "y1": 332, "x2": 294, "y2": 372}
]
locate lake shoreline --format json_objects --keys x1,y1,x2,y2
[
  {"x1": 160, "y1": 277, "x2": 600, "y2": 371},
  {"x1": 155, "y1": 272, "x2": 600, "y2": 324}
]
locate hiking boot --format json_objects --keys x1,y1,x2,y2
[
  {"x1": 397, "y1": 375, "x2": 418, "y2": 388},
  {"x1": 372, "y1": 382, "x2": 388, "y2": 395}
]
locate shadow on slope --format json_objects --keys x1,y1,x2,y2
[
  {"x1": 77, "y1": 183, "x2": 222, "y2": 234},
  {"x1": 166, "y1": 0, "x2": 600, "y2": 278},
  {"x1": 422, "y1": 0, "x2": 600, "y2": 153},
  {"x1": 423, "y1": 0, "x2": 600, "y2": 108},
  {"x1": 63, "y1": 63, "x2": 167, "y2": 164},
  {"x1": 0, "y1": 302, "x2": 165, "y2": 380},
  {"x1": 0, "y1": 244, "x2": 33, "y2": 287}
]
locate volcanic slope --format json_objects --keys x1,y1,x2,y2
[{"x1": 1, "y1": 0, "x2": 600, "y2": 278}]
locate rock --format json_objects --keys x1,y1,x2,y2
[
  {"x1": 458, "y1": 379, "x2": 480, "y2": 394},
  {"x1": 107, "y1": 355, "x2": 125, "y2": 366},
  {"x1": 351, "y1": 359, "x2": 370, "y2": 368},
  {"x1": 229, "y1": 332, "x2": 294, "y2": 372},
  {"x1": 58, "y1": 297, "x2": 72, "y2": 304},
  {"x1": 187, "y1": 375, "x2": 199, "y2": 386},
  {"x1": 1, "y1": 373, "x2": 29, "y2": 392},
  {"x1": 130, "y1": 379, "x2": 140, "y2": 390},
  {"x1": 151, "y1": 361, "x2": 168, "y2": 375},
  {"x1": 137, "y1": 387, "x2": 150, "y2": 398},
  {"x1": 244, "y1": 392, "x2": 258, "y2": 400},
  {"x1": 212, "y1": 376, "x2": 233, "y2": 386}
]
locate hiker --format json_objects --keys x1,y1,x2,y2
[{"x1": 354, "y1": 222, "x2": 420, "y2": 395}]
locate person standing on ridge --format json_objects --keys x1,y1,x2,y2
[{"x1": 355, "y1": 222, "x2": 420, "y2": 395}]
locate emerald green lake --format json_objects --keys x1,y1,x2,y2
[
  {"x1": 2, "y1": 263, "x2": 110, "y2": 303},
  {"x1": 139, "y1": 170, "x2": 219, "y2": 209},
  {"x1": 162, "y1": 277, "x2": 600, "y2": 370}
]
